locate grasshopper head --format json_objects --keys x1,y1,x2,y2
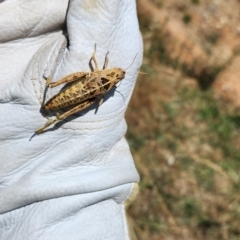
[
  {"x1": 105, "y1": 68, "x2": 125, "y2": 85},
  {"x1": 111, "y1": 68, "x2": 125, "y2": 83},
  {"x1": 101, "y1": 68, "x2": 126, "y2": 92}
]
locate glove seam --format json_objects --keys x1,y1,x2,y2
[
  {"x1": 30, "y1": 36, "x2": 67, "y2": 106},
  {"x1": 124, "y1": 182, "x2": 139, "y2": 207},
  {"x1": 61, "y1": 117, "x2": 123, "y2": 131}
]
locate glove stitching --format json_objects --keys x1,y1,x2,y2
[
  {"x1": 30, "y1": 54, "x2": 43, "y2": 106},
  {"x1": 43, "y1": 38, "x2": 69, "y2": 104},
  {"x1": 30, "y1": 38, "x2": 66, "y2": 107},
  {"x1": 124, "y1": 182, "x2": 139, "y2": 207},
  {"x1": 31, "y1": 57, "x2": 50, "y2": 106},
  {"x1": 37, "y1": 44, "x2": 61, "y2": 103},
  {"x1": 62, "y1": 107, "x2": 124, "y2": 124},
  {"x1": 61, "y1": 112, "x2": 123, "y2": 131}
]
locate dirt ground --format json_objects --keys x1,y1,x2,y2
[{"x1": 126, "y1": 1, "x2": 240, "y2": 239}]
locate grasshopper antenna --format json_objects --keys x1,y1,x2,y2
[
  {"x1": 125, "y1": 54, "x2": 147, "y2": 75},
  {"x1": 125, "y1": 53, "x2": 138, "y2": 71},
  {"x1": 125, "y1": 69, "x2": 148, "y2": 76},
  {"x1": 138, "y1": 71, "x2": 147, "y2": 75},
  {"x1": 115, "y1": 89, "x2": 126, "y2": 103},
  {"x1": 117, "y1": 54, "x2": 147, "y2": 88}
]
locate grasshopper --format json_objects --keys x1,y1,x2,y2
[{"x1": 35, "y1": 44, "x2": 134, "y2": 134}]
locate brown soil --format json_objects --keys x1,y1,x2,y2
[{"x1": 126, "y1": 1, "x2": 240, "y2": 239}]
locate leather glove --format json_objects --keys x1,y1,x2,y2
[{"x1": 0, "y1": 0, "x2": 142, "y2": 239}]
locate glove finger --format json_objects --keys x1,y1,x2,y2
[
  {"x1": 54, "y1": 0, "x2": 143, "y2": 116},
  {"x1": 67, "y1": 0, "x2": 121, "y2": 50},
  {"x1": 0, "y1": 0, "x2": 69, "y2": 43}
]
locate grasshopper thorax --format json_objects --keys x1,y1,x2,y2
[
  {"x1": 98, "y1": 68, "x2": 125, "y2": 92},
  {"x1": 106, "y1": 68, "x2": 125, "y2": 83}
]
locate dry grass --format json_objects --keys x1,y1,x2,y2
[{"x1": 126, "y1": 1, "x2": 240, "y2": 239}]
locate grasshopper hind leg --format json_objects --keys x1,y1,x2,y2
[
  {"x1": 35, "y1": 118, "x2": 57, "y2": 134},
  {"x1": 35, "y1": 98, "x2": 98, "y2": 134}
]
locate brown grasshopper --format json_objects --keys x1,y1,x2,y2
[{"x1": 35, "y1": 45, "x2": 134, "y2": 134}]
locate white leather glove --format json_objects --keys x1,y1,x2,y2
[{"x1": 0, "y1": 0, "x2": 142, "y2": 239}]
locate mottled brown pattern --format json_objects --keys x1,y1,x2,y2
[
  {"x1": 44, "y1": 68, "x2": 125, "y2": 110},
  {"x1": 36, "y1": 45, "x2": 127, "y2": 134}
]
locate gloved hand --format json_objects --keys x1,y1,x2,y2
[{"x1": 0, "y1": 0, "x2": 142, "y2": 239}]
